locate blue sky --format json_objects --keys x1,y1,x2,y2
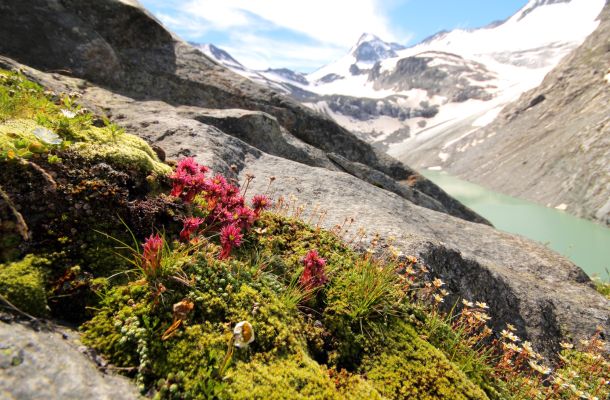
[{"x1": 140, "y1": 0, "x2": 528, "y2": 72}]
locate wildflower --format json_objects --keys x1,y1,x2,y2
[
  {"x1": 179, "y1": 217, "x2": 204, "y2": 242},
  {"x1": 560, "y1": 341, "x2": 574, "y2": 350},
  {"x1": 506, "y1": 323, "x2": 517, "y2": 332},
  {"x1": 33, "y1": 127, "x2": 62, "y2": 145},
  {"x1": 432, "y1": 278, "x2": 444, "y2": 288},
  {"x1": 233, "y1": 321, "x2": 255, "y2": 348},
  {"x1": 528, "y1": 360, "x2": 551, "y2": 375},
  {"x1": 142, "y1": 234, "x2": 163, "y2": 278},
  {"x1": 175, "y1": 157, "x2": 208, "y2": 176},
  {"x1": 60, "y1": 109, "x2": 76, "y2": 119},
  {"x1": 473, "y1": 311, "x2": 491, "y2": 322},
  {"x1": 251, "y1": 194, "x2": 271, "y2": 215},
  {"x1": 503, "y1": 342, "x2": 520, "y2": 352},
  {"x1": 475, "y1": 301, "x2": 489, "y2": 309},
  {"x1": 462, "y1": 299, "x2": 474, "y2": 308},
  {"x1": 236, "y1": 206, "x2": 256, "y2": 230},
  {"x1": 440, "y1": 289, "x2": 449, "y2": 296},
  {"x1": 219, "y1": 224, "x2": 242, "y2": 259},
  {"x1": 501, "y1": 329, "x2": 520, "y2": 342},
  {"x1": 299, "y1": 250, "x2": 328, "y2": 291},
  {"x1": 433, "y1": 294, "x2": 444, "y2": 303},
  {"x1": 169, "y1": 158, "x2": 209, "y2": 202}
]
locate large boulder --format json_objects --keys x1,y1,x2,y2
[{"x1": 0, "y1": 320, "x2": 139, "y2": 399}]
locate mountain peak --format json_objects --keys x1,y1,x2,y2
[
  {"x1": 350, "y1": 33, "x2": 405, "y2": 63},
  {"x1": 516, "y1": 0, "x2": 572, "y2": 20},
  {"x1": 196, "y1": 43, "x2": 243, "y2": 68},
  {"x1": 356, "y1": 32, "x2": 382, "y2": 45}
]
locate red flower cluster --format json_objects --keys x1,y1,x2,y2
[
  {"x1": 251, "y1": 194, "x2": 272, "y2": 216},
  {"x1": 169, "y1": 157, "x2": 209, "y2": 203},
  {"x1": 299, "y1": 250, "x2": 328, "y2": 291},
  {"x1": 219, "y1": 224, "x2": 243, "y2": 259},
  {"x1": 179, "y1": 217, "x2": 204, "y2": 242},
  {"x1": 142, "y1": 233, "x2": 163, "y2": 278},
  {"x1": 169, "y1": 158, "x2": 267, "y2": 259}
]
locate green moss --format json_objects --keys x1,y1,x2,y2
[
  {"x1": 0, "y1": 118, "x2": 169, "y2": 175},
  {"x1": 592, "y1": 276, "x2": 610, "y2": 300},
  {"x1": 0, "y1": 255, "x2": 50, "y2": 316},
  {"x1": 227, "y1": 352, "x2": 382, "y2": 400},
  {"x1": 80, "y1": 214, "x2": 492, "y2": 399},
  {"x1": 362, "y1": 320, "x2": 489, "y2": 400},
  {"x1": 0, "y1": 69, "x2": 169, "y2": 175}
]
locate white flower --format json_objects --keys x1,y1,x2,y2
[
  {"x1": 233, "y1": 321, "x2": 255, "y2": 348},
  {"x1": 528, "y1": 360, "x2": 551, "y2": 375},
  {"x1": 33, "y1": 127, "x2": 62, "y2": 145},
  {"x1": 60, "y1": 109, "x2": 76, "y2": 119},
  {"x1": 475, "y1": 301, "x2": 489, "y2": 309},
  {"x1": 433, "y1": 294, "x2": 444, "y2": 303}
]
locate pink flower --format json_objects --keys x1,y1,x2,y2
[
  {"x1": 169, "y1": 158, "x2": 209, "y2": 203},
  {"x1": 142, "y1": 234, "x2": 163, "y2": 278},
  {"x1": 175, "y1": 157, "x2": 208, "y2": 176},
  {"x1": 179, "y1": 217, "x2": 204, "y2": 242},
  {"x1": 236, "y1": 206, "x2": 256, "y2": 230},
  {"x1": 299, "y1": 250, "x2": 328, "y2": 291},
  {"x1": 219, "y1": 224, "x2": 243, "y2": 259},
  {"x1": 251, "y1": 194, "x2": 271, "y2": 215}
]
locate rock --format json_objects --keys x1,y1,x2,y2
[
  {"x1": 327, "y1": 153, "x2": 491, "y2": 225},
  {"x1": 0, "y1": 321, "x2": 140, "y2": 400},
  {"x1": 369, "y1": 52, "x2": 495, "y2": 101},
  {"x1": 186, "y1": 108, "x2": 337, "y2": 171}
]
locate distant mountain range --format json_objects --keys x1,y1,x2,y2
[{"x1": 196, "y1": 0, "x2": 604, "y2": 150}]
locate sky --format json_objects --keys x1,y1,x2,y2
[{"x1": 139, "y1": 0, "x2": 529, "y2": 73}]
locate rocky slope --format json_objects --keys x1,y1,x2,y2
[
  {"x1": 0, "y1": 0, "x2": 608, "y2": 398},
  {"x1": 415, "y1": 1, "x2": 610, "y2": 226}
]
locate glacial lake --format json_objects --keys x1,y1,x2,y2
[{"x1": 421, "y1": 170, "x2": 610, "y2": 280}]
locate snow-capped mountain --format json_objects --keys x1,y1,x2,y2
[
  {"x1": 196, "y1": 0, "x2": 605, "y2": 152},
  {"x1": 196, "y1": 43, "x2": 314, "y2": 98}
]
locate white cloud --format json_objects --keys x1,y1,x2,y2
[
  {"x1": 144, "y1": 0, "x2": 412, "y2": 71},
  {"x1": 180, "y1": 0, "x2": 403, "y2": 47},
  {"x1": 223, "y1": 34, "x2": 346, "y2": 71}
]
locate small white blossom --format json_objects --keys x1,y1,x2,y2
[
  {"x1": 60, "y1": 109, "x2": 76, "y2": 119},
  {"x1": 233, "y1": 321, "x2": 255, "y2": 348},
  {"x1": 33, "y1": 127, "x2": 62, "y2": 145}
]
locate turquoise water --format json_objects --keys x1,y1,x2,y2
[{"x1": 421, "y1": 170, "x2": 610, "y2": 280}]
